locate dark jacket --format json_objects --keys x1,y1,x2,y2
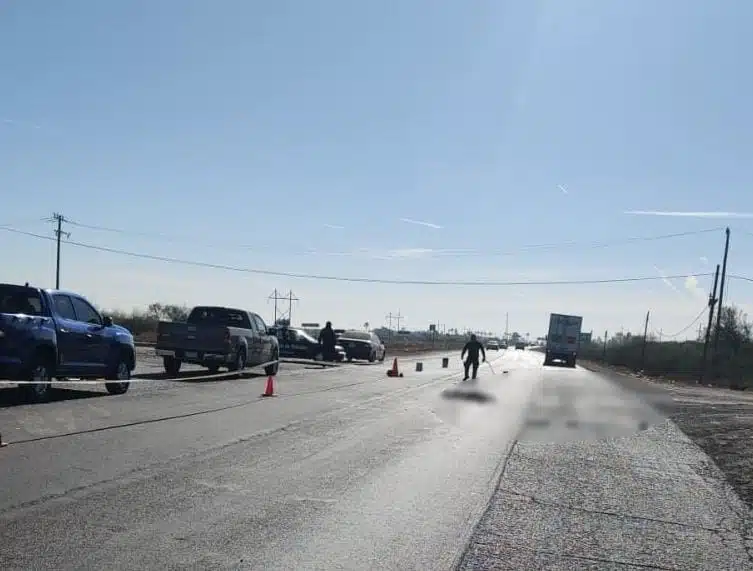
[
  {"x1": 319, "y1": 326, "x2": 336, "y2": 348},
  {"x1": 462, "y1": 340, "x2": 486, "y2": 362}
]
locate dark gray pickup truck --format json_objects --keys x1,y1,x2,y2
[
  {"x1": 155, "y1": 306, "x2": 279, "y2": 376},
  {"x1": 0, "y1": 282, "x2": 134, "y2": 402}
]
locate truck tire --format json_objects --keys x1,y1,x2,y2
[
  {"x1": 206, "y1": 364, "x2": 220, "y2": 374},
  {"x1": 21, "y1": 349, "x2": 54, "y2": 403},
  {"x1": 228, "y1": 348, "x2": 247, "y2": 372},
  {"x1": 105, "y1": 350, "x2": 131, "y2": 395},
  {"x1": 265, "y1": 349, "x2": 279, "y2": 376},
  {"x1": 368, "y1": 350, "x2": 376, "y2": 363},
  {"x1": 163, "y1": 356, "x2": 181, "y2": 376}
]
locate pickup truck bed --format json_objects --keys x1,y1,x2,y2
[{"x1": 155, "y1": 306, "x2": 279, "y2": 376}]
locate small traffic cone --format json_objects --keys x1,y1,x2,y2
[
  {"x1": 262, "y1": 375, "x2": 276, "y2": 397},
  {"x1": 386, "y1": 357, "x2": 404, "y2": 378}
]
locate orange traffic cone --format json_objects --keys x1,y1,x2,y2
[
  {"x1": 262, "y1": 375, "x2": 275, "y2": 397},
  {"x1": 387, "y1": 357, "x2": 404, "y2": 378}
]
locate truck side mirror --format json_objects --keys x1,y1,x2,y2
[{"x1": 103, "y1": 315, "x2": 114, "y2": 327}]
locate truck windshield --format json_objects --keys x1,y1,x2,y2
[
  {"x1": 0, "y1": 285, "x2": 44, "y2": 316},
  {"x1": 187, "y1": 307, "x2": 248, "y2": 327}
]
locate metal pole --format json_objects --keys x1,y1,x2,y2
[
  {"x1": 713, "y1": 227, "x2": 730, "y2": 352},
  {"x1": 700, "y1": 264, "x2": 720, "y2": 383},
  {"x1": 640, "y1": 311, "x2": 650, "y2": 371},
  {"x1": 55, "y1": 214, "x2": 62, "y2": 289},
  {"x1": 602, "y1": 330, "x2": 608, "y2": 361}
]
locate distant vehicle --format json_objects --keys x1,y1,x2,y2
[
  {"x1": 487, "y1": 340, "x2": 500, "y2": 350},
  {"x1": 338, "y1": 330, "x2": 386, "y2": 362},
  {"x1": 544, "y1": 313, "x2": 583, "y2": 367},
  {"x1": 0, "y1": 282, "x2": 134, "y2": 402},
  {"x1": 269, "y1": 326, "x2": 346, "y2": 362},
  {"x1": 155, "y1": 306, "x2": 279, "y2": 376},
  {"x1": 500, "y1": 341, "x2": 508, "y2": 349},
  {"x1": 515, "y1": 342, "x2": 526, "y2": 350}
]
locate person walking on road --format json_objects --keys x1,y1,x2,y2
[
  {"x1": 461, "y1": 334, "x2": 486, "y2": 380},
  {"x1": 318, "y1": 321, "x2": 337, "y2": 362}
]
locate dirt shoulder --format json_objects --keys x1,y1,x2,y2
[{"x1": 581, "y1": 360, "x2": 753, "y2": 510}]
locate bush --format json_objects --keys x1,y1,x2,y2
[{"x1": 581, "y1": 304, "x2": 753, "y2": 389}]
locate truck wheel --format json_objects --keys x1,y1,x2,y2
[
  {"x1": 206, "y1": 364, "x2": 220, "y2": 375},
  {"x1": 229, "y1": 348, "x2": 247, "y2": 372},
  {"x1": 163, "y1": 356, "x2": 181, "y2": 376},
  {"x1": 368, "y1": 351, "x2": 376, "y2": 363},
  {"x1": 105, "y1": 352, "x2": 131, "y2": 395},
  {"x1": 22, "y1": 350, "x2": 54, "y2": 403},
  {"x1": 265, "y1": 349, "x2": 279, "y2": 376}
]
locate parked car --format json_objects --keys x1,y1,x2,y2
[
  {"x1": 0, "y1": 282, "x2": 134, "y2": 402},
  {"x1": 515, "y1": 342, "x2": 526, "y2": 350},
  {"x1": 155, "y1": 306, "x2": 279, "y2": 376},
  {"x1": 487, "y1": 340, "x2": 500, "y2": 351},
  {"x1": 269, "y1": 326, "x2": 346, "y2": 362},
  {"x1": 338, "y1": 330, "x2": 386, "y2": 362}
]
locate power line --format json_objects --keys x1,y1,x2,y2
[
  {"x1": 653, "y1": 306, "x2": 708, "y2": 339},
  {"x1": 0, "y1": 225, "x2": 714, "y2": 286},
  {"x1": 55, "y1": 218, "x2": 723, "y2": 259},
  {"x1": 729, "y1": 274, "x2": 753, "y2": 283}
]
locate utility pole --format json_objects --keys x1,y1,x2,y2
[
  {"x1": 287, "y1": 290, "x2": 298, "y2": 325},
  {"x1": 504, "y1": 312, "x2": 509, "y2": 343},
  {"x1": 602, "y1": 330, "x2": 608, "y2": 361},
  {"x1": 52, "y1": 213, "x2": 70, "y2": 289},
  {"x1": 267, "y1": 289, "x2": 298, "y2": 325},
  {"x1": 268, "y1": 289, "x2": 280, "y2": 324},
  {"x1": 700, "y1": 263, "x2": 720, "y2": 383},
  {"x1": 713, "y1": 227, "x2": 731, "y2": 353},
  {"x1": 640, "y1": 311, "x2": 650, "y2": 371},
  {"x1": 386, "y1": 311, "x2": 403, "y2": 332}
]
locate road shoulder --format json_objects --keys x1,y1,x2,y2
[
  {"x1": 581, "y1": 360, "x2": 753, "y2": 510},
  {"x1": 458, "y1": 420, "x2": 753, "y2": 570}
]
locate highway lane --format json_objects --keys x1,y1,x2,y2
[{"x1": 1, "y1": 349, "x2": 750, "y2": 569}]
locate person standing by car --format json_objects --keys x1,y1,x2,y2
[
  {"x1": 318, "y1": 321, "x2": 337, "y2": 362},
  {"x1": 461, "y1": 334, "x2": 486, "y2": 381}
]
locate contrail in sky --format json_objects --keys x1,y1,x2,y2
[
  {"x1": 400, "y1": 218, "x2": 442, "y2": 229},
  {"x1": 625, "y1": 210, "x2": 753, "y2": 218}
]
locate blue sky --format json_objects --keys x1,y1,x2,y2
[{"x1": 2, "y1": 0, "x2": 753, "y2": 337}]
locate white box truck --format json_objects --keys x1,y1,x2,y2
[{"x1": 544, "y1": 313, "x2": 583, "y2": 367}]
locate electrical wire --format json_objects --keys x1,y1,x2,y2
[
  {"x1": 653, "y1": 306, "x2": 708, "y2": 339},
  {"x1": 59, "y1": 217, "x2": 724, "y2": 259},
  {"x1": 0, "y1": 225, "x2": 714, "y2": 286},
  {"x1": 729, "y1": 274, "x2": 753, "y2": 283}
]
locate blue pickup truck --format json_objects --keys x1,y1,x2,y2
[{"x1": 0, "y1": 282, "x2": 135, "y2": 402}]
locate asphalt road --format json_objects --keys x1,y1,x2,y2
[{"x1": 0, "y1": 349, "x2": 750, "y2": 570}]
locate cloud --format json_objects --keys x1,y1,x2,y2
[
  {"x1": 2, "y1": 118, "x2": 42, "y2": 129},
  {"x1": 625, "y1": 210, "x2": 753, "y2": 218},
  {"x1": 558, "y1": 184, "x2": 568, "y2": 194},
  {"x1": 385, "y1": 248, "x2": 434, "y2": 259},
  {"x1": 684, "y1": 275, "x2": 706, "y2": 299},
  {"x1": 323, "y1": 224, "x2": 344, "y2": 229},
  {"x1": 399, "y1": 218, "x2": 443, "y2": 229}
]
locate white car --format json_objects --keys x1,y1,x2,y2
[{"x1": 487, "y1": 341, "x2": 500, "y2": 350}]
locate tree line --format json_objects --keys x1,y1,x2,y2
[{"x1": 579, "y1": 304, "x2": 753, "y2": 390}]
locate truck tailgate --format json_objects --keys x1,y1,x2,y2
[{"x1": 156, "y1": 322, "x2": 229, "y2": 352}]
